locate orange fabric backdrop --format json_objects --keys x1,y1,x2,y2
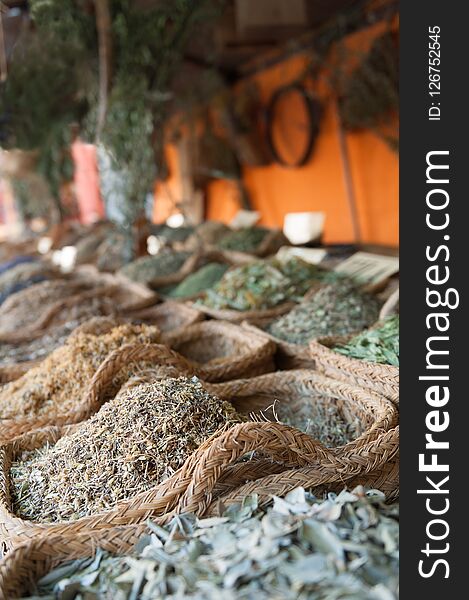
[
  {"x1": 207, "y1": 22, "x2": 398, "y2": 246},
  {"x1": 155, "y1": 20, "x2": 398, "y2": 247}
]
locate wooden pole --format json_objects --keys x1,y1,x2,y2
[{"x1": 94, "y1": 0, "x2": 113, "y2": 140}]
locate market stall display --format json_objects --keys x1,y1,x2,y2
[
  {"x1": 0, "y1": 223, "x2": 400, "y2": 600},
  {"x1": 0, "y1": 2, "x2": 401, "y2": 596}
]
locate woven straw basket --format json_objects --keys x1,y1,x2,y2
[
  {"x1": 195, "y1": 300, "x2": 295, "y2": 325},
  {"x1": 0, "y1": 279, "x2": 91, "y2": 342},
  {"x1": 161, "y1": 320, "x2": 276, "y2": 381},
  {"x1": 0, "y1": 369, "x2": 397, "y2": 551},
  {"x1": 309, "y1": 335, "x2": 399, "y2": 404},
  {"x1": 0, "y1": 443, "x2": 395, "y2": 600},
  {"x1": 0, "y1": 285, "x2": 120, "y2": 345},
  {"x1": 126, "y1": 300, "x2": 204, "y2": 333},
  {"x1": 204, "y1": 370, "x2": 399, "y2": 505},
  {"x1": 204, "y1": 247, "x2": 256, "y2": 265},
  {"x1": 0, "y1": 314, "x2": 125, "y2": 386},
  {"x1": 242, "y1": 321, "x2": 315, "y2": 369},
  {"x1": 72, "y1": 265, "x2": 158, "y2": 312},
  {"x1": 146, "y1": 251, "x2": 203, "y2": 290}
]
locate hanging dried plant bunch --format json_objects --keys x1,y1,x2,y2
[{"x1": 339, "y1": 32, "x2": 399, "y2": 149}]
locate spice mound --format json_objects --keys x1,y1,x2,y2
[
  {"x1": 0, "y1": 323, "x2": 159, "y2": 420},
  {"x1": 334, "y1": 314, "x2": 399, "y2": 366},
  {"x1": 198, "y1": 257, "x2": 335, "y2": 312},
  {"x1": 267, "y1": 281, "x2": 381, "y2": 345},
  {"x1": 11, "y1": 377, "x2": 238, "y2": 522},
  {"x1": 118, "y1": 251, "x2": 191, "y2": 284}
]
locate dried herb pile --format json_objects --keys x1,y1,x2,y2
[
  {"x1": 0, "y1": 275, "x2": 47, "y2": 306},
  {"x1": 260, "y1": 395, "x2": 362, "y2": 448},
  {"x1": 119, "y1": 251, "x2": 191, "y2": 284},
  {"x1": 0, "y1": 301, "x2": 118, "y2": 366},
  {"x1": 0, "y1": 319, "x2": 88, "y2": 365},
  {"x1": 21, "y1": 487, "x2": 399, "y2": 599},
  {"x1": 198, "y1": 258, "x2": 337, "y2": 312},
  {"x1": 186, "y1": 221, "x2": 231, "y2": 249},
  {"x1": 218, "y1": 226, "x2": 269, "y2": 253},
  {"x1": 334, "y1": 315, "x2": 399, "y2": 366},
  {"x1": 0, "y1": 262, "x2": 52, "y2": 297},
  {"x1": 11, "y1": 378, "x2": 238, "y2": 522},
  {"x1": 0, "y1": 323, "x2": 159, "y2": 420},
  {"x1": 0, "y1": 280, "x2": 81, "y2": 335},
  {"x1": 163, "y1": 263, "x2": 229, "y2": 299},
  {"x1": 96, "y1": 234, "x2": 128, "y2": 273},
  {"x1": 267, "y1": 281, "x2": 381, "y2": 345}
]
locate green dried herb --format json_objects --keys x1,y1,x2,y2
[
  {"x1": 333, "y1": 315, "x2": 399, "y2": 366},
  {"x1": 198, "y1": 258, "x2": 338, "y2": 312},
  {"x1": 119, "y1": 251, "x2": 191, "y2": 284},
  {"x1": 22, "y1": 487, "x2": 399, "y2": 599},
  {"x1": 164, "y1": 263, "x2": 228, "y2": 299},
  {"x1": 11, "y1": 378, "x2": 238, "y2": 523},
  {"x1": 268, "y1": 281, "x2": 381, "y2": 345},
  {"x1": 218, "y1": 227, "x2": 269, "y2": 253},
  {"x1": 339, "y1": 32, "x2": 399, "y2": 151}
]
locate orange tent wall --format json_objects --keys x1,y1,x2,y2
[
  {"x1": 155, "y1": 20, "x2": 398, "y2": 247},
  {"x1": 208, "y1": 21, "x2": 398, "y2": 246}
]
